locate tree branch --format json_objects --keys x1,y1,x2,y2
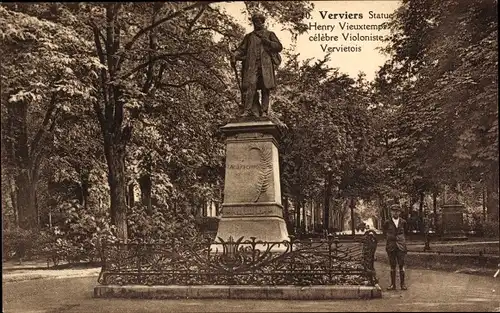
[
  {"x1": 48, "y1": 108, "x2": 60, "y2": 133},
  {"x1": 120, "y1": 52, "x2": 201, "y2": 79},
  {"x1": 154, "y1": 63, "x2": 166, "y2": 90},
  {"x1": 31, "y1": 107, "x2": 60, "y2": 180},
  {"x1": 187, "y1": 6, "x2": 206, "y2": 33},
  {"x1": 112, "y1": 85, "x2": 125, "y2": 138},
  {"x1": 142, "y1": 4, "x2": 162, "y2": 94},
  {"x1": 90, "y1": 21, "x2": 110, "y2": 112},
  {"x1": 104, "y1": 4, "x2": 118, "y2": 133},
  {"x1": 158, "y1": 79, "x2": 203, "y2": 89},
  {"x1": 118, "y1": 2, "x2": 215, "y2": 67},
  {"x1": 188, "y1": 54, "x2": 227, "y2": 86},
  {"x1": 29, "y1": 92, "x2": 58, "y2": 158},
  {"x1": 189, "y1": 26, "x2": 237, "y2": 38},
  {"x1": 110, "y1": 4, "x2": 124, "y2": 138},
  {"x1": 105, "y1": 4, "x2": 116, "y2": 77},
  {"x1": 93, "y1": 102, "x2": 106, "y2": 135}
]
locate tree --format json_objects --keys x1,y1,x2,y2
[
  {"x1": 274, "y1": 53, "x2": 381, "y2": 232},
  {"x1": 1, "y1": 6, "x2": 99, "y2": 229},
  {"x1": 2, "y1": 2, "x2": 316, "y2": 239},
  {"x1": 376, "y1": 0, "x2": 498, "y2": 222},
  {"x1": 78, "y1": 2, "x2": 313, "y2": 240}
]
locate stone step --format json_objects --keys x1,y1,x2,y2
[{"x1": 94, "y1": 284, "x2": 382, "y2": 300}]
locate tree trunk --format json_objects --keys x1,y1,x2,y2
[
  {"x1": 10, "y1": 175, "x2": 18, "y2": 228},
  {"x1": 339, "y1": 200, "x2": 346, "y2": 232},
  {"x1": 78, "y1": 169, "x2": 90, "y2": 209},
  {"x1": 8, "y1": 99, "x2": 38, "y2": 229},
  {"x1": 302, "y1": 199, "x2": 307, "y2": 233},
  {"x1": 128, "y1": 182, "x2": 135, "y2": 207},
  {"x1": 350, "y1": 197, "x2": 356, "y2": 237},
  {"x1": 295, "y1": 197, "x2": 301, "y2": 234},
  {"x1": 139, "y1": 173, "x2": 152, "y2": 215},
  {"x1": 486, "y1": 165, "x2": 499, "y2": 221},
  {"x1": 283, "y1": 195, "x2": 291, "y2": 232},
  {"x1": 323, "y1": 172, "x2": 332, "y2": 232},
  {"x1": 16, "y1": 171, "x2": 37, "y2": 229},
  {"x1": 419, "y1": 191, "x2": 424, "y2": 233},
  {"x1": 329, "y1": 196, "x2": 335, "y2": 232},
  {"x1": 105, "y1": 144, "x2": 128, "y2": 241},
  {"x1": 310, "y1": 199, "x2": 315, "y2": 232},
  {"x1": 432, "y1": 191, "x2": 438, "y2": 231}
]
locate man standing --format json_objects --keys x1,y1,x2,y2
[
  {"x1": 383, "y1": 204, "x2": 408, "y2": 290},
  {"x1": 231, "y1": 13, "x2": 283, "y2": 118}
]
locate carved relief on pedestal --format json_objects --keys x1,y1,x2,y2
[{"x1": 249, "y1": 145, "x2": 273, "y2": 202}]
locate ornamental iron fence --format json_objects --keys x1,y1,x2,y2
[{"x1": 97, "y1": 231, "x2": 378, "y2": 286}]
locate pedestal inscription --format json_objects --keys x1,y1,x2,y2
[
  {"x1": 214, "y1": 120, "x2": 289, "y2": 243},
  {"x1": 224, "y1": 143, "x2": 274, "y2": 203}
]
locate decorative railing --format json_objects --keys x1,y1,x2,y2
[{"x1": 97, "y1": 231, "x2": 378, "y2": 286}]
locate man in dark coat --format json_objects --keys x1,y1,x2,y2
[
  {"x1": 383, "y1": 204, "x2": 408, "y2": 290},
  {"x1": 231, "y1": 13, "x2": 283, "y2": 117}
]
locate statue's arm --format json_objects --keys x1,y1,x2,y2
[
  {"x1": 266, "y1": 32, "x2": 283, "y2": 53},
  {"x1": 233, "y1": 35, "x2": 248, "y2": 61}
]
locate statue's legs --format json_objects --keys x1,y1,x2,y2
[
  {"x1": 243, "y1": 80, "x2": 260, "y2": 117},
  {"x1": 261, "y1": 88, "x2": 270, "y2": 116},
  {"x1": 242, "y1": 63, "x2": 268, "y2": 118},
  {"x1": 253, "y1": 92, "x2": 261, "y2": 115}
]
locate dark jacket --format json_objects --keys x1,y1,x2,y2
[
  {"x1": 383, "y1": 218, "x2": 407, "y2": 253},
  {"x1": 234, "y1": 29, "x2": 283, "y2": 90}
]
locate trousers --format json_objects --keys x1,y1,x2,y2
[
  {"x1": 387, "y1": 249, "x2": 406, "y2": 270},
  {"x1": 242, "y1": 61, "x2": 270, "y2": 117}
]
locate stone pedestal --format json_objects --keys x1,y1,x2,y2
[
  {"x1": 214, "y1": 119, "x2": 289, "y2": 243},
  {"x1": 441, "y1": 204, "x2": 466, "y2": 238}
]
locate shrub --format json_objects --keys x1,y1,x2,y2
[
  {"x1": 482, "y1": 220, "x2": 499, "y2": 238},
  {"x1": 2, "y1": 227, "x2": 38, "y2": 261},
  {"x1": 127, "y1": 204, "x2": 200, "y2": 245},
  {"x1": 4, "y1": 201, "x2": 205, "y2": 265},
  {"x1": 38, "y1": 200, "x2": 116, "y2": 264}
]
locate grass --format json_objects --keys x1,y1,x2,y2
[{"x1": 406, "y1": 242, "x2": 499, "y2": 255}]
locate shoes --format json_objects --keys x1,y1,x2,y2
[
  {"x1": 387, "y1": 270, "x2": 396, "y2": 290},
  {"x1": 387, "y1": 270, "x2": 408, "y2": 290},
  {"x1": 400, "y1": 270, "x2": 408, "y2": 290}
]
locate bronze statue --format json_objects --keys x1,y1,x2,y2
[{"x1": 231, "y1": 13, "x2": 283, "y2": 118}]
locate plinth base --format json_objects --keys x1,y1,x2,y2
[
  {"x1": 94, "y1": 284, "x2": 382, "y2": 299},
  {"x1": 215, "y1": 216, "x2": 289, "y2": 243}
]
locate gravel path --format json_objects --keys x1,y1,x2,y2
[{"x1": 3, "y1": 262, "x2": 499, "y2": 312}]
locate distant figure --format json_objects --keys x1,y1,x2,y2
[
  {"x1": 230, "y1": 13, "x2": 283, "y2": 118},
  {"x1": 423, "y1": 215, "x2": 431, "y2": 251},
  {"x1": 383, "y1": 204, "x2": 408, "y2": 290}
]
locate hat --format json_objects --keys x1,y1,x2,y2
[
  {"x1": 390, "y1": 204, "x2": 402, "y2": 212},
  {"x1": 251, "y1": 13, "x2": 266, "y2": 23}
]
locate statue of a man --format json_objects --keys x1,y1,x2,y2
[{"x1": 231, "y1": 13, "x2": 283, "y2": 118}]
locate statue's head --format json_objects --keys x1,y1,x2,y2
[{"x1": 251, "y1": 13, "x2": 266, "y2": 30}]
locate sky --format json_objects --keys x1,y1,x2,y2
[{"x1": 219, "y1": 1, "x2": 401, "y2": 81}]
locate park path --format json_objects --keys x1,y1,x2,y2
[
  {"x1": 409, "y1": 240, "x2": 499, "y2": 246},
  {"x1": 2, "y1": 262, "x2": 499, "y2": 313}
]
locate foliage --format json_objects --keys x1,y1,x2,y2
[
  {"x1": 0, "y1": 5, "x2": 100, "y2": 228},
  {"x1": 481, "y1": 220, "x2": 500, "y2": 238},
  {"x1": 373, "y1": 0, "x2": 498, "y2": 221},
  {"x1": 273, "y1": 52, "x2": 381, "y2": 230},
  {"x1": 2, "y1": 228, "x2": 38, "y2": 261},
  {"x1": 127, "y1": 204, "x2": 200, "y2": 244},
  {"x1": 39, "y1": 200, "x2": 116, "y2": 264},
  {"x1": 1, "y1": 0, "x2": 496, "y2": 254}
]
